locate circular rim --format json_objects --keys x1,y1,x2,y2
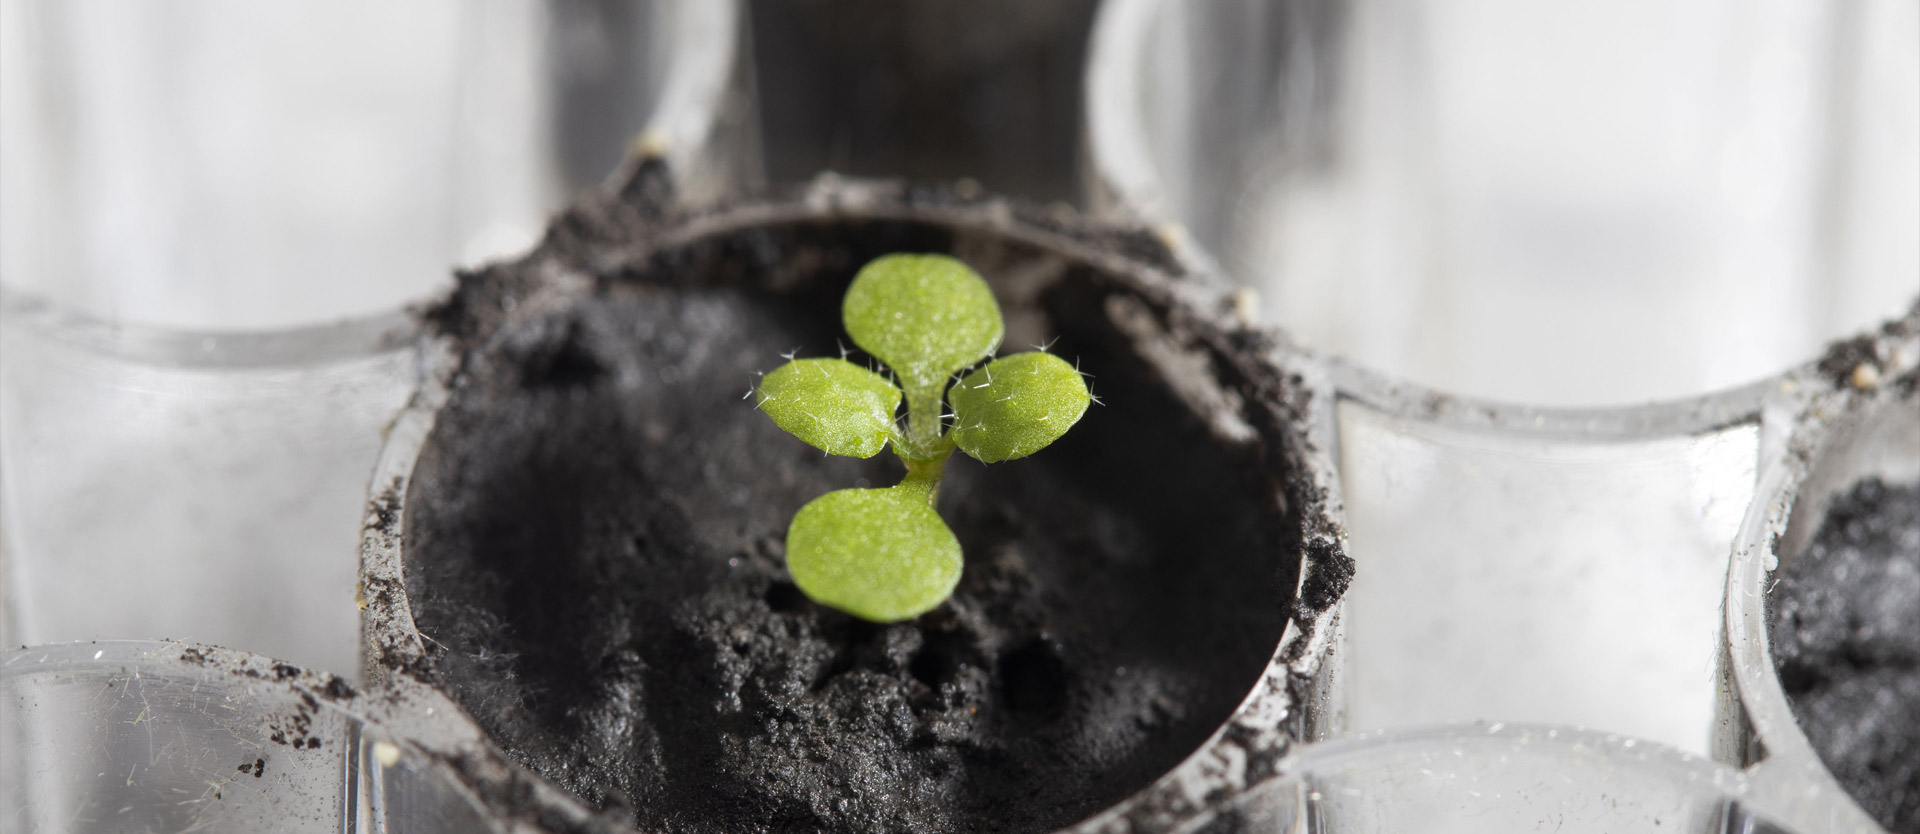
[
  {"x1": 0, "y1": 639, "x2": 509, "y2": 833},
  {"x1": 357, "y1": 175, "x2": 1351, "y2": 834},
  {"x1": 1285, "y1": 721, "x2": 1753, "y2": 781},
  {"x1": 0, "y1": 284, "x2": 420, "y2": 370},
  {"x1": 1176, "y1": 721, "x2": 1878, "y2": 834}
]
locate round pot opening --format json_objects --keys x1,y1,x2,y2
[{"x1": 382, "y1": 190, "x2": 1330, "y2": 834}]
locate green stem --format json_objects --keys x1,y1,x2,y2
[
  {"x1": 895, "y1": 451, "x2": 950, "y2": 506},
  {"x1": 894, "y1": 378, "x2": 953, "y2": 505},
  {"x1": 903, "y1": 383, "x2": 946, "y2": 452}
]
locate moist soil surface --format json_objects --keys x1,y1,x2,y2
[
  {"x1": 402, "y1": 217, "x2": 1299, "y2": 834},
  {"x1": 1770, "y1": 477, "x2": 1920, "y2": 832}
]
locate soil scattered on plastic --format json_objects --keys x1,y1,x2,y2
[
  {"x1": 1771, "y1": 477, "x2": 1920, "y2": 832},
  {"x1": 403, "y1": 218, "x2": 1301, "y2": 834}
]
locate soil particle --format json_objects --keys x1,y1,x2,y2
[
  {"x1": 1770, "y1": 477, "x2": 1920, "y2": 832},
  {"x1": 1816, "y1": 300, "x2": 1920, "y2": 392},
  {"x1": 325, "y1": 675, "x2": 358, "y2": 700},
  {"x1": 403, "y1": 217, "x2": 1301, "y2": 833}
]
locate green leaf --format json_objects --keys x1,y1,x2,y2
[
  {"x1": 785, "y1": 486, "x2": 963, "y2": 622},
  {"x1": 949, "y1": 351, "x2": 1091, "y2": 463},
  {"x1": 842, "y1": 254, "x2": 1003, "y2": 394},
  {"x1": 757, "y1": 358, "x2": 901, "y2": 458}
]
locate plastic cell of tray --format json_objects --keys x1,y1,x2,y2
[
  {"x1": 1170, "y1": 723, "x2": 1874, "y2": 834},
  {"x1": 1083, "y1": 0, "x2": 1919, "y2": 761},
  {"x1": 1722, "y1": 349, "x2": 1919, "y2": 832},
  {"x1": 0, "y1": 308, "x2": 417, "y2": 676},
  {"x1": 0, "y1": 641, "x2": 501, "y2": 834},
  {"x1": 0, "y1": 0, "x2": 748, "y2": 673},
  {"x1": 2, "y1": 1, "x2": 1913, "y2": 830},
  {"x1": 1086, "y1": 0, "x2": 1917, "y2": 407}
]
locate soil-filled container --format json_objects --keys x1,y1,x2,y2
[
  {"x1": 1086, "y1": 0, "x2": 1918, "y2": 407},
  {"x1": 358, "y1": 166, "x2": 1347, "y2": 833},
  {"x1": 1722, "y1": 309, "x2": 1920, "y2": 833}
]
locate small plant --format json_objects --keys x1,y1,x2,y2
[{"x1": 755, "y1": 254, "x2": 1092, "y2": 622}]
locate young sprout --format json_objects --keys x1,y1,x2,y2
[{"x1": 755, "y1": 254, "x2": 1092, "y2": 622}]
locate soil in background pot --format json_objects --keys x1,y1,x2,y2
[
  {"x1": 1770, "y1": 476, "x2": 1920, "y2": 832},
  {"x1": 401, "y1": 216, "x2": 1303, "y2": 834}
]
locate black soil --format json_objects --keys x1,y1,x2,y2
[
  {"x1": 1770, "y1": 477, "x2": 1920, "y2": 832},
  {"x1": 403, "y1": 218, "x2": 1300, "y2": 833}
]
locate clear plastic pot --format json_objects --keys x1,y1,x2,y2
[
  {"x1": 1083, "y1": 0, "x2": 1920, "y2": 761},
  {"x1": 0, "y1": 0, "x2": 749, "y2": 673},
  {"x1": 0, "y1": 305, "x2": 418, "y2": 676},
  {"x1": 0, "y1": 641, "x2": 501, "y2": 834}
]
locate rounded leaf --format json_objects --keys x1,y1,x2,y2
[
  {"x1": 949, "y1": 352, "x2": 1091, "y2": 463},
  {"x1": 843, "y1": 254, "x2": 1003, "y2": 392},
  {"x1": 757, "y1": 358, "x2": 900, "y2": 458},
  {"x1": 786, "y1": 487, "x2": 963, "y2": 622}
]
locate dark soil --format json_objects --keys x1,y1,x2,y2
[
  {"x1": 1771, "y1": 477, "x2": 1920, "y2": 832},
  {"x1": 402, "y1": 217, "x2": 1301, "y2": 833}
]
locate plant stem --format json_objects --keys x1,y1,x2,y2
[
  {"x1": 895, "y1": 381, "x2": 953, "y2": 506},
  {"x1": 903, "y1": 383, "x2": 946, "y2": 452},
  {"x1": 896, "y1": 451, "x2": 950, "y2": 506}
]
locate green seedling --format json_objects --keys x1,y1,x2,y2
[{"x1": 755, "y1": 254, "x2": 1093, "y2": 622}]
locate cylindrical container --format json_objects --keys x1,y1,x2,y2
[
  {"x1": 0, "y1": 641, "x2": 503, "y2": 834},
  {"x1": 1722, "y1": 313, "x2": 1920, "y2": 833},
  {"x1": 357, "y1": 169, "x2": 1350, "y2": 833},
  {"x1": 0, "y1": 304, "x2": 417, "y2": 676},
  {"x1": 1172, "y1": 723, "x2": 1876, "y2": 834},
  {"x1": 1083, "y1": 0, "x2": 1920, "y2": 759},
  {"x1": 0, "y1": 0, "x2": 749, "y2": 674}
]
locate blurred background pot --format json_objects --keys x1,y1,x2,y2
[
  {"x1": 0, "y1": 640, "x2": 515, "y2": 834},
  {"x1": 0, "y1": 0, "x2": 750, "y2": 675}
]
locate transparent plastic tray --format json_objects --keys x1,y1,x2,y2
[{"x1": 3, "y1": 0, "x2": 1915, "y2": 830}]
